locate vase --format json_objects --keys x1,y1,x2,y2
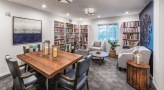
[{"x1": 110, "y1": 49, "x2": 116, "y2": 58}]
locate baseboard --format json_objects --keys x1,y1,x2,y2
[
  {"x1": 0, "y1": 72, "x2": 11, "y2": 80},
  {"x1": 152, "y1": 80, "x2": 159, "y2": 90}
]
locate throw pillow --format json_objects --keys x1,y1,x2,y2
[{"x1": 94, "y1": 41, "x2": 101, "y2": 47}]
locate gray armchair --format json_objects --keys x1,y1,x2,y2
[
  {"x1": 5, "y1": 55, "x2": 46, "y2": 90},
  {"x1": 89, "y1": 41, "x2": 105, "y2": 51},
  {"x1": 57, "y1": 55, "x2": 91, "y2": 90},
  {"x1": 118, "y1": 46, "x2": 151, "y2": 69}
]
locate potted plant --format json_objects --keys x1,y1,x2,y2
[{"x1": 108, "y1": 40, "x2": 120, "y2": 58}]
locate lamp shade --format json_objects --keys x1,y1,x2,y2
[
  {"x1": 85, "y1": 8, "x2": 95, "y2": 15},
  {"x1": 58, "y1": 0, "x2": 73, "y2": 3}
]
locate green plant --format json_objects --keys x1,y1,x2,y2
[{"x1": 108, "y1": 40, "x2": 120, "y2": 50}]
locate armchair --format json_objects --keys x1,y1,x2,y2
[
  {"x1": 89, "y1": 41, "x2": 105, "y2": 51},
  {"x1": 118, "y1": 46, "x2": 151, "y2": 69},
  {"x1": 5, "y1": 55, "x2": 46, "y2": 90}
]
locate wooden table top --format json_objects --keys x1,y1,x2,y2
[
  {"x1": 17, "y1": 50, "x2": 83, "y2": 79},
  {"x1": 127, "y1": 60, "x2": 150, "y2": 69}
]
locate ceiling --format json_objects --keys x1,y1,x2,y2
[{"x1": 7, "y1": 0, "x2": 150, "y2": 20}]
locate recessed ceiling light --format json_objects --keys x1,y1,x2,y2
[
  {"x1": 125, "y1": 11, "x2": 129, "y2": 14},
  {"x1": 80, "y1": 18, "x2": 82, "y2": 20},
  {"x1": 98, "y1": 16, "x2": 101, "y2": 18},
  {"x1": 42, "y1": 4, "x2": 46, "y2": 8},
  {"x1": 67, "y1": 13, "x2": 69, "y2": 16}
]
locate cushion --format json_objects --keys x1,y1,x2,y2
[{"x1": 94, "y1": 41, "x2": 101, "y2": 47}]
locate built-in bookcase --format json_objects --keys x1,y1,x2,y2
[
  {"x1": 54, "y1": 21, "x2": 65, "y2": 51},
  {"x1": 80, "y1": 25, "x2": 88, "y2": 50},
  {"x1": 122, "y1": 21, "x2": 140, "y2": 48},
  {"x1": 54, "y1": 21, "x2": 88, "y2": 51},
  {"x1": 66, "y1": 23, "x2": 74, "y2": 45}
]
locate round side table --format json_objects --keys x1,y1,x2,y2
[{"x1": 127, "y1": 60, "x2": 150, "y2": 90}]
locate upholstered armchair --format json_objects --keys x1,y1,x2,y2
[
  {"x1": 118, "y1": 46, "x2": 151, "y2": 69},
  {"x1": 89, "y1": 41, "x2": 105, "y2": 51}
]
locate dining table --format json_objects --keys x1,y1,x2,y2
[{"x1": 17, "y1": 50, "x2": 83, "y2": 90}]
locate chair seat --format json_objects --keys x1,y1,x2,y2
[
  {"x1": 58, "y1": 69, "x2": 87, "y2": 90},
  {"x1": 23, "y1": 72, "x2": 46, "y2": 87},
  {"x1": 23, "y1": 75, "x2": 37, "y2": 87}
]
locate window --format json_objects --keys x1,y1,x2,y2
[{"x1": 98, "y1": 24, "x2": 118, "y2": 41}]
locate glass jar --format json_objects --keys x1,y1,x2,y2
[
  {"x1": 42, "y1": 40, "x2": 50, "y2": 55},
  {"x1": 52, "y1": 45, "x2": 58, "y2": 58}
]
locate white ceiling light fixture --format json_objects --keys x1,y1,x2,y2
[
  {"x1": 85, "y1": 8, "x2": 95, "y2": 15},
  {"x1": 42, "y1": 4, "x2": 46, "y2": 8},
  {"x1": 67, "y1": 13, "x2": 69, "y2": 16},
  {"x1": 98, "y1": 15, "x2": 100, "y2": 18},
  {"x1": 58, "y1": 0, "x2": 73, "y2": 3}
]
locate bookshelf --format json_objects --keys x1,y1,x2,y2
[
  {"x1": 80, "y1": 25, "x2": 88, "y2": 50},
  {"x1": 66, "y1": 23, "x2": 74, "y2": 45},
  {"x1": 122, "y1": 21, "x2": 140, "y2": 48},
  {"x1": 54, "y1": 21, "x2": 65, "y2": 51},
  {"x1": 74, "y1": 25, "x2": 80, "y2": 50},
  {"x1": 54, "y1": 21, "x2": 89, "y2": 51}
]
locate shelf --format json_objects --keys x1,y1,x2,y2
[
  {"x1": 54, "y1": 38, "x2": 64, "y2": 40},
  {"x1": 54, "y1": 27, "x2": 64, "y2": 28},
  {"x1": 123, "y1": 32, "x2": 140, "y2": 34},
  {"x1": 54, "y1": 32, "x2": 65, "y2": 33},
  {"x1": 123, "y1": 39, "x2": 139, "y2": 41}
]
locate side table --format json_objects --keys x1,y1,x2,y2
[{"x1": 127, "y1": 60, "x2": 150, "y2": 90}]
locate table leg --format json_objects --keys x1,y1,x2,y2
[{"x1": 48, "y1": 76, "x2": 58, "y2": 90}]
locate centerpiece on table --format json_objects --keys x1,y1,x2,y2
[
  {"x1": 42, "y1": 40, "x2": 50, "y2": 55},
  {"x1": 108, "y1": 40, "x2": 120, "y2": 58}
]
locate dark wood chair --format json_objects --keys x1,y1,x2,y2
[
  {"x1": 57, "y1": 55, "x2": 91, "y2": 90},
  {"x1": 5, "y1": 55, "x2": 46, "y2": 90},
  {"x1": 23, "y1": 44, "x2": 40, "y2": 72}
]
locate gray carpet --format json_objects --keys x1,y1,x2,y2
[{"x1": 0, "y1": 57, "x2": 156, "y2": 90}]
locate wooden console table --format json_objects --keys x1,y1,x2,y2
[{"x1": 127, "y1": 60, "x2": 150, "y2": 90}]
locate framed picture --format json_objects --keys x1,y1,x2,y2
[{"x1": 13, "y1": 16, "x2": 42, "y2": 45}]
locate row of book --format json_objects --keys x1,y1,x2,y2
[
  {"x1": 74, "y1": 29, "x2": 79, "y2": 33},
  {"x1": 123, "y1": 21, "x2": 139, "y2": 27},
  {"x1": 54, "y1": 40, "x2": 65, "y2": 45},
  {"x1": 80, "y1": 38, "x2": 88, "y2": 42},
  {"x1": 66, "y1": 34, "x2": 74, "y2": 38},
  {"x1": 66, "y1": 38, "x2": 74, "y2": 42},
  {"x1": 123, "y1": 27, "x2": 140, "y2": 32},
  {"x1": 123, "y1": 40, "x2": 139, "y2": 46},
  {"x1": 74, "y1": 25, "x2": 79, "y2": 29},
  {"x1": 54, "y1": 23, "x2": 64, "y2": 28},
  {"x1": 74, "y1": 34, "x2": 79, "y2": 38},
  {"x1": 54, "y1": 35, "x2": 65, "y2": 40},
  {"x1": 123, "y1": 34, "x2": 139, "y2": 39},
  {"x1": 66, "y1": 29, "x2": 73, "y2": 33},
  {"x1": 54, "y1": 28, "x2": 65, "y2": 32},
  {"x1": 81, "y1": 29, "x2": 88, "y2": 33},
  {"x1": 80, "y1": 25, "x2": 88, "y2": 29},
  {"x1": 80, "y1": 33, "x2": 88, "y2": 38}
]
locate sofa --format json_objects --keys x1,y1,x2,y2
[
  {"x1": 118, "y1": 46, "x2": 151, "y2": 69},
  {"x1": 89, "y1": 41, "x2": 105, "y2": 51}
]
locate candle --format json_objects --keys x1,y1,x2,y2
[
  {"x1": 136, "y1": 54, "x2": 140, "y2": 64},
  {"x1": 45, "y1": 47, "x2": 48, "y2": 55},
  {"x1": 53, "y1": 47, "x2": 57, "y2": 57}
]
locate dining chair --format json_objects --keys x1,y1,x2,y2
[
  {"x1": 57, "y1": 55, "x2": 91, "y2": 90},
  {"x1": 5, "y1": 55, "x2": 46, "y2": 90},
  {"x1": 23, "y1": 44, "x2": 40, "y2": 72}
]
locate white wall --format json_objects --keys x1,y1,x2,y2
[
  {"x1": 79, "y1": 14, "x2": 139, "y2": 53},
  {"x1": 0, "y1": 0, "x2": 78, "y2": 77},
  {"x1": 154, "y1": 0, "x2": 164, "y2": 89}
]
